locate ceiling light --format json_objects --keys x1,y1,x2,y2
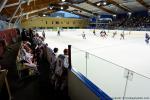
[
  {"x1": 128, "y1": 12, "x2": 132, "y2": 15},
  {"x1": 113, "y1": 14, "x2": 116, "y2": 17},
  {"x1": 43, "y1": 14, "x2": 46, "y2": 16},
  {"x1": 49, "y1": 7, "x2": 53, "y2": 10},
  {"x1": 103, "y1": 2, "x2": 107, "y2": 5},
  {"x1": 61, "y1": 0, "x2": 65, "y2": 2},
  {"x1": 61, "y1": 6, "x2": 63, "y2": 10},
  {"x1": 97, "y1": 3, "x2": 101, "y2": 6}
]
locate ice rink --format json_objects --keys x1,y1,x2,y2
[
  {"x1": 38, "y1": 29, "x2": 150, "y2": 77},
  {"x1": 37, "y1": 29, "x2": 150, "y2": 98}
]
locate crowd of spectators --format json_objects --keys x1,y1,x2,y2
[
  {"x1": 18, "y1": 28, "x2": 69, "y2": 96},
  {"x1": 97, "y1": 14, "x2": 150, "y2": 30},
  {"x1": 122, "y1": 16, "x2": 150, "y2": 29}
]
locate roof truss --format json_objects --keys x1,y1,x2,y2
[
  {"x1": 66, "y1": 3, "x2": 99, "y2": 16},
  {"x1": 106, "y1": 0, "x2": 132, "y2": 12},
  {"x1": 86, "y1": 1, "x2": 116, "y2": 14},
  {"x1": 65, "y1": 9, "x2": 90, "y2": 18}
]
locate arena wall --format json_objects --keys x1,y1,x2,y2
[{"x1": 21, "y1": 17, "x2": 89, "y2": 29}]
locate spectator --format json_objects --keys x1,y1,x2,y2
[
  {"x1": 37, "y1": 45, "x2": 50, "y2": 91},
  {"x1": 53, "y1": 47, "x2": 58, "y2": 58},
  {"x1": 63, "y1": 49, "x2": 69, "y2": 69},
  {"x1": 21, "y1": 28, "x2": 27, "y2": 41}
]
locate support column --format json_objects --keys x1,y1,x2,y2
[
  {"x1": 96, "y1": 15, "x2": 100, "y2": 29},
  {"x1": 14, "y1": 9, "x2": 23, "y2": 27},
  {"x1": 17, "y1": 12, "x2": 24, "y2": 26},
  {"x1": 9, "y1": 0, "x2": 21, "y2": 27},
  {"x1": 0, "y1": 0, "x2": 8, "y2": 12}
]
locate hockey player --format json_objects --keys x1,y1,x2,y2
[
  {"x1": 120, "y1": 32, "x2": 125, "y2": 40},
  {"x1": 82, "y1": 32, "x2": 86, "y2": 39},
  {"x1": 42, "y1": 30, "x2": 45, "y2": 39},
  {"x1": 57, "y1": 30, "x2": 60, "y2": 36},
  {"x1": 145, "y1": 33, "x2": 150, "y2": 44},
  {"x1": 93, "y1": 29, "x2": 96, "y2": 35},
  {"x1": 112, "y1": 31, "x2": 117, "y2": 38}
]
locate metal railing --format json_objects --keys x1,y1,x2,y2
[{"x1": 71, "y1": 47, "x2": 150, "y2": 100}]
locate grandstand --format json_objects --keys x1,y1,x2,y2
[{"x1": 0, "y1": 0, "x2": 150, "y2": 100}]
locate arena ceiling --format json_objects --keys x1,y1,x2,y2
[{"x1": 0, "y1": 0, "x2": 150, "y2": 22}]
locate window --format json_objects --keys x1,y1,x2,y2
[{"x1": 56, "y1": 21, "x2": 59, "y2": 24}]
